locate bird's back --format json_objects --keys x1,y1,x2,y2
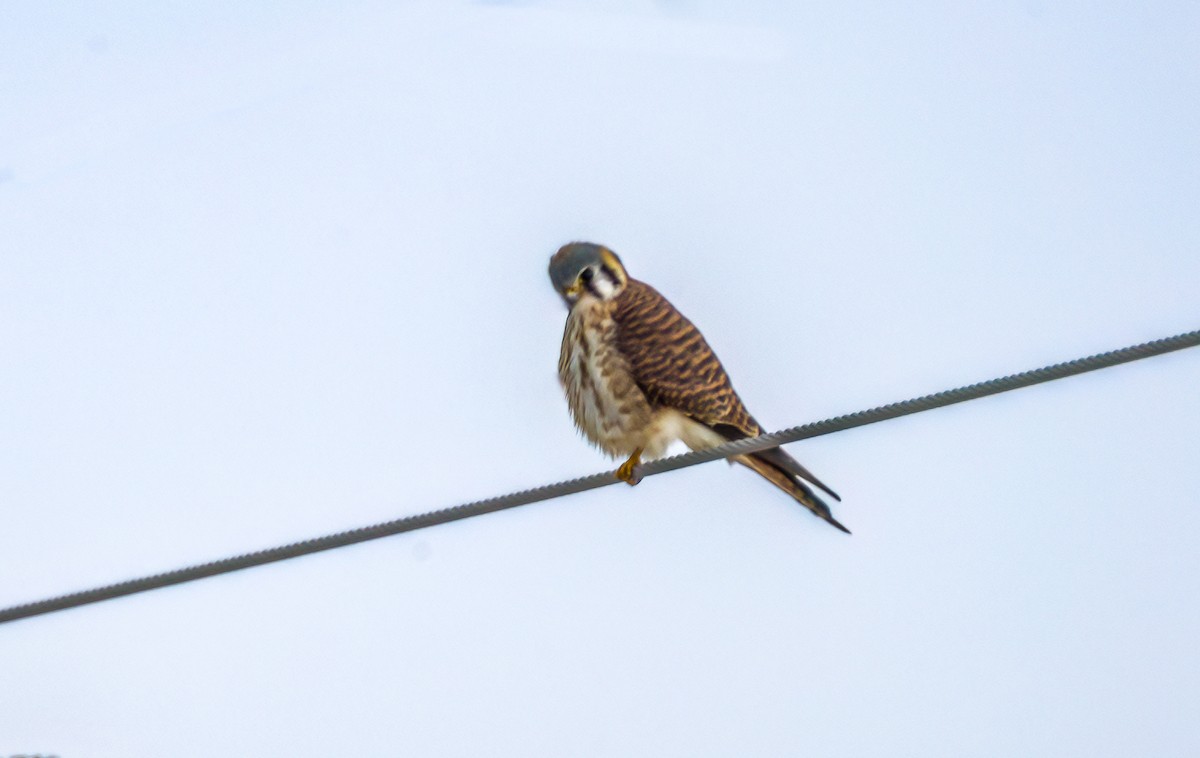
[{"x1": 611, "y1": 279, "x2": 759, "y2": 436}]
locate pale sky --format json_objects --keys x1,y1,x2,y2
[{"x1": 2, "y1": 2, "x2": 1199, "y2": 756}]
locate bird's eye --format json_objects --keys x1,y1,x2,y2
[{"x1": 580, "y1": 268, "x2": 594, "y2": 282}]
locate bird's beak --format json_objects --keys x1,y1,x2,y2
[{"x1": 564, "y1": 283, "x2": 582, "y2": 298}]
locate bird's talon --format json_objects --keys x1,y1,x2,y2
[{"x1": 616, "y1": 449, "x2": 643, "y2": 486}]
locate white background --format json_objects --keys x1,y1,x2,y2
[{"x1": 2, "y1": 2, "x2": 1198, "y2": 756}]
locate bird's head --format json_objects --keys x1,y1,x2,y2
[{"x1": 548, "y1": 242, "x2": 629, "y2": 305}]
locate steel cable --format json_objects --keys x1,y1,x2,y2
[{"x1": 1, "y1": 328, "x2": 1196, "y2": 626}]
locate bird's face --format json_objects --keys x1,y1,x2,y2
[{"x1": 548, "y1": 242, "x2": 629, "y2": 306}]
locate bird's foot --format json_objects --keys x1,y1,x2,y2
[{"x1": 615, "y1": 448, "x2": 643, "y2": 486}]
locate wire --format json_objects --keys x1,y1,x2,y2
[{"x1": 1, "y1": 328, "x2": 1197, "y2": 626}]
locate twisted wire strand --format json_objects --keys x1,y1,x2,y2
[{"x1": 1, "y1": 328, "x2": 1196, "y2": 626}]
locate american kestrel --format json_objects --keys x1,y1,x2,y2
[{"x1": 549, "y1": 242, "x2": 848, "y2": 533}]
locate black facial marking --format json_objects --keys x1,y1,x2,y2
[{"x1": 580, "y1": 266, "x2": 598, "y2": 297}]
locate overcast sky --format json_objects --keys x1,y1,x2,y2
[{"x1": 2, "y1": 1, "x2": 1199, "y2": 756}]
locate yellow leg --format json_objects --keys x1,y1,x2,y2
[{"x1": 615, "y1": 448, "x2": 643, "y2": 486}]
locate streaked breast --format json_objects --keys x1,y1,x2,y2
[{"x1": 558, "y1": 300, "x2": 651, "y2": 457}]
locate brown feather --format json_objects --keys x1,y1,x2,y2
[
  {"x1": 612, "y1": 280, "x2": 757, "y2": 433},
  {"x1": 743, "y1": 446, "x2": 841, "y2": 502},
  {"x1": 612, "y1": 278, "x2": 848, "y2": 532},
  {"x1": 733, "y1": 453, "x2": 851, "y2": 533}
]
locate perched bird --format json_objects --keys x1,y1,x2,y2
[{"x1": 549, "y1": 242, "x2": 848, "y2": 533}]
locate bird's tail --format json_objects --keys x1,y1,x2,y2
[{"x1": 733, "y1": 452, "x2": 851, "y2": 534}]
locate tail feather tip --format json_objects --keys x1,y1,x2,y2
[{"x1": 825, "y1": 515, "x2": 852, "y2": 535}]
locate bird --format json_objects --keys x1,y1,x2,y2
[{"x1": 549, "y1": 241, "x2": 849, "y2": 533}]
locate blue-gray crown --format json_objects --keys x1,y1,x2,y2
[{"x1": 549, "y1": 242, "x2": 610, "y2": 292}]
